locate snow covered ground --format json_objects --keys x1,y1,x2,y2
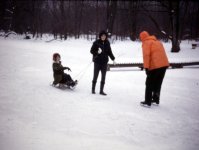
[{"x1": 0, "y1": 36, "x2": 199, "y2": 150}]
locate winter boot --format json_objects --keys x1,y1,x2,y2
[
  {"x1": 71, "y1": 80, "x2": 78, "y2": 87},
  {"x1": 144, "y1": 87, "x2": 152, "y2": 106},
  {"x1": 100, "y1": 82, "x2": 107, "y2": 96},
  {"x1": 140, "y1": 101, "x2": 151, "y2": 107},
  {"x1": 92, "y1": 81, "x2": 96, "y2": 94},
  {"x1": 152, "y1": 92, "x2": 160, "y2": 105}
]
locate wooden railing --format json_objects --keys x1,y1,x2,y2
[{"x1": 107, "y1": 61, "x2": 199, "y2": 71}]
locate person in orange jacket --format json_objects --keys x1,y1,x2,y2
[{"x1": 139, "y1": 31, "x2": 169, "y2": 107}]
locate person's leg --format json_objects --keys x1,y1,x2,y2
[
  {"x1": 100, "y1": 64, "x2": 107, "y2": 95},
  {"x1": 92, "y1": 63, "x2": 100, "y2": 94},
  {"x1": 65, "y1": 74, "x2": 72, "y2": 82},
  {"x1": 142, "y1": 70, "x2": 155, "y2": 106},
  {"x1": 92, "y1": 81, "x2": 97, "y2": 94},
  {"x1": 61, "y1": 73, "x2": 74, "y2": 86},
  {"x1": 153, "y1": 67, "x2": 167, "y2": 104}
]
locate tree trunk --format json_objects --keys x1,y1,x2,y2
[
  {"x1": 106, "y1": 0, "x2": 117, "y2": 36},
  {"x1": 60, "y1": 0, "x2": 64, "y2": 40},
  {"x1": 0, "y1": 0, "x2": 6, "y2": 30},
  {"x1": 195, "y1": 2, "x2": 199, "y2": 40},
  {"x1": 77, "y1": 0, "x2": 84, "y2": 39},
  {"x1": 128, "y1": 0, "x2": 139, "y2": 41},
  {"x1": 170, "y1": 1, "x2": 180, "y2": 52},
  {"x1": 96, "y1": 0, "x2": 99, "y2": 39}
]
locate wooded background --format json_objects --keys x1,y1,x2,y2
[{"x1": 0, "y1": 0, "x2": 199, "y2": 52}]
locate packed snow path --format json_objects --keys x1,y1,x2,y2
[{"x1": 0, "y1": 37, "x2": 199, "y2": 150}]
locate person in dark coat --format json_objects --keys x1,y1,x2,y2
[
  {"x1": 90, "y1": 30, "x2": 116, "y2": 95},
  {"x1": 52, "y1": 53, "x2": 77, "y2": 87}
]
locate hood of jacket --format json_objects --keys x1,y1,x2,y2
[{"x1": 139, "y1": 31, "x2": 157, "y2": 42}]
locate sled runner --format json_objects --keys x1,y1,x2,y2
[{"x1": 51, "y1": 80, "x2": 78, "y2": 90}]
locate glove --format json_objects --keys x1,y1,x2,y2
[
  {"x1": 67, "y1": 67, "x2": 71, "y2": 71},
  {"x1": 113, "y1": 60, "x2": 116, "y2": 65},
  {"x1": 145, "y1": 68, "x2": 149, "y2": 75},
  {"x1": 98, "y1": 48, "x2": 102, "y2": 54},
  {"x1": 63, "y1": 67, "x2": 71, "y2": 71}
]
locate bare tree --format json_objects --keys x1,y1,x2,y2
[
  {"x1": 60, "y1": 0, "x2": 66, "y2": 40},
  {"x1": 168, "y1": 0, "x2": 180, "y2": 52},
  {"x1": 0, "y1": 0, "x2": 198, "y2": 43},
  {"x1": 0, "y1": 0, "x2": 6, "y2": 31},
  {"x1": 128, "y1": 0, "x2": 140, "y2": 41},
  {"x1": 77, "y1": 0, "x2": 84, "y2": 38},
  {"x1": 140, "y1": 1, "x2": 181, "y2": 52},
  {"x1": 106, "y1": 0, "x2": 117, "y2": 35},
  {"x1": 95, "y1": 0, "x2": 99, "y2": 39}
]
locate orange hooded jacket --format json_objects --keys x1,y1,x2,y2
[{"x1": 139, "y1": 31, "x2": 169, "y2": 70}]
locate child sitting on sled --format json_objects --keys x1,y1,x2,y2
[{"x1": 52, "y1": 53, "x2": 77, "y2": 88}]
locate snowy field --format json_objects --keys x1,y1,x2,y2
[{"x1": 0, "y1": 35, "x2": 199, "y2": 150}]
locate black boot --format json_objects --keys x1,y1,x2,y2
[
  {"x1": 140, "y1": 87, "x2": 152, "y2": 107},
  {"x1": 68, "y1": 80, "x2": 77, "y2": 87},
  {"x1": 140, "y1": 101, "x2": 151, "y2": 107},
  {"x1": 71, "y1": 80, "x2": 78, "y2": 87},
  {"x1": 92, "y1": 81, "x2": 96, "y2": 94},
  {"x1": 100, "y1": 82, "x2": 107, "y2": 96},
  {"x1": 152, "y1": 92, "x2": 160, "y2": 105}
]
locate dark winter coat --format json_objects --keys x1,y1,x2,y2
[
  {"x1": 52, "y1": 61, "x2": 67, "y2": 85},
  {"x1": 90, "y1": 39, "x2": 115, "y2": 64}
]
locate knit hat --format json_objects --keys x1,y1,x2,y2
[{"x1": 53, "y1": 53, "x2": 60, "y2": 61}]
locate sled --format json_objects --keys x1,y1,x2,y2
[{"x1": 51, "y1": 80, "x2": 78, "y2": 90}]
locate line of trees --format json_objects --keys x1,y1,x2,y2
[{"x1": 0, "y1": 0, "x2": 199, "y2": 52}]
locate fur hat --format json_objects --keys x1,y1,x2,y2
[{"x1": 99, "y1": 30, "x2": 108, "y2": 39}]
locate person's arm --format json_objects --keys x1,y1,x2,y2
[
  {"x1": 90, "y1": 41, "x2": 98, "y2": 56},
  {"x1": 107, "y1": 41, "x2": 115, "y2": 61},
  {"x1": 142, "y1": 41, "x2": 151, "y2": 70},
  {"x1": 63, "y1": 67, "x2": 71, "y2": 71},
  {"x1": 53, "y1": 62, "x2": 70, "y2": 71}
]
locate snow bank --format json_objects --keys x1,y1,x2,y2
[{"x1": 0, "y1": 37, "x2": 199, "y2": 150}]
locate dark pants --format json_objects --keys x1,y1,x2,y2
[
  {"x1": 92, "y1": 63, "x2": 107, "y2": 84},
  {"x1": 60, "y1": 73, "x2": 73, "y2": 84},
  {"x1": 145, "y1": 67, "x2": 167, "y2": 104}
]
